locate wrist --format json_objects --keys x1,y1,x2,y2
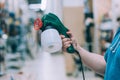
[{"x1": 76, "y1": 45, "x2": 83, "y2": 53}]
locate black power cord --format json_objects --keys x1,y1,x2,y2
[{"x1": 75, "y1": 50, "x2": 85, "y2": 80}]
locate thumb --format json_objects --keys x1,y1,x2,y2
[
  {"x1": 72, "y1": 39, "x2": 77, "y2": 49},
  {"x1": 66, "y1": 31, "x2": 73, "y2": 38}
]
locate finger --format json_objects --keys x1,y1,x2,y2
[
  {"x1": 63, "y1": 41, "x2": 72, "y2": 46},
  {"x1": 64, "y1": 44, "x2": 71, "y2": 49},
  {"x1": 63, "y1": 43, "x2": 71, "y2": 50},
  {"x1": 63, "y1": 42, "x2": 72, "y2": 51},
  {"x1": 60, "y1": 35, "x2": 65, "y2": 39},
  {"x1": 66, "y1": 31, "x2": 73, "y2": 38},
  {"x1": 62, "y1": 38, "x2": 71, "y2": 42}
]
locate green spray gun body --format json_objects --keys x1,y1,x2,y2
[{"x1": 35, "y1": 13, "x2": 75, "y2": 53}]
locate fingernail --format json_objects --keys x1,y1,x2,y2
[{"x1": 68, "y1": 44, "x2": 71, "y2": 47}]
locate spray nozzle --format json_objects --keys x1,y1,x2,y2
[{"x1": 34, "y1": 18, "x2": 43, "y2": 30}]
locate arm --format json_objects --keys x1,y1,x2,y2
[
  {"x1": 60, "y1": 31, "x2": 106, "y2": 75},
  {"x1": 77, "y1": 46, "x2": 106, "y2": 75}
]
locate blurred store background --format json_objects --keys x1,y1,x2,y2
[{"x1": 0, "y1": 0, "x2": 120, "y2": 80}]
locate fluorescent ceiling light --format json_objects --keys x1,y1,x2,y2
[
  {"x1": 41, "y1": 0, "x2": 47, "y2": 11},
  {"x1": 29, "y1": 0, "x2": 47, "y2": 11},
  {"x1": 29, "y1": 4, "x2": 41, "y2": 10}
]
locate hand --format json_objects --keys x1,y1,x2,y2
[
  {"x1": 60, "y1": 34, "x2": 72, "y2": 51},
  {"x1": 60, "y1": 31, "x2": 80, "y2": 52}
]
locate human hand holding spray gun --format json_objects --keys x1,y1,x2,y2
[{"x1": 34, "y1": 13, "x2": 85, "y2": 80}]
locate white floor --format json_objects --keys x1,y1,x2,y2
[{"x1": 21, "y1": 51, "x2": 103, "y2": 80}]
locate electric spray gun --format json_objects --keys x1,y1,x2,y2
[
  {"x1": 34, "y1": 13, "x2": 75, "y2": 53},
  {"x1": 34, "y1": 13, "x2": 85, "y2": 80}
]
